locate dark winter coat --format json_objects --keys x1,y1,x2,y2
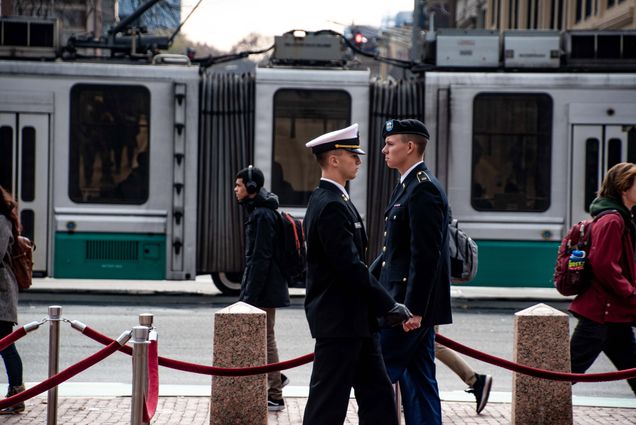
[
  {"x1": 239, "y1": 188, "x2": 290, "y2": 308},
  {"x1": 304, "y1": 180, "x2": 395, "y2": 338},
  {"x1": 0, "y1": 215, "x2": 19, "y2": 324},
  {"x1": 569, "y1": 197, "x2": 636, "y2": 324},
  {"x1": 372, "y1": 162, "x2": 452, "y2": 327}
]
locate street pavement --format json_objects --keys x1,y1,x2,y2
[
  {"x1": 4, "y1": 276, "x2": 634, "y2": 424},
  {"x1": 0, "y1": 393, "x2": 635, "y2": 424}
]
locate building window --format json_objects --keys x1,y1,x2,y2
[
  {"x1": 556, "y1": 0, "x2": 564, "y2": 29},
  {"x1": 608, "y1": 0, "x2": 615, "y2": 7},
  {"x1": 271, "y1": 89, "x2": 351, "y2": 207},
  {"x1": 576, "y1": 0, "x2": 583, "y2": 22},
  {"x1": 585, "y1": 0, "x2": 592, "y2": 17},
  {"x1": 69, "y1": 84, "x2": 150, "y2": 204},
  {"x1": 471, "y1": 93, "x2": 553, "y2": 212}
]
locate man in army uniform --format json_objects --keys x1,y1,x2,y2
[
  {"x1": 302, "y1": 123, "x2": 411, "y2": 425},
  {"x1": 373, "y1": 119, "x2": 453, "y2": 424}
]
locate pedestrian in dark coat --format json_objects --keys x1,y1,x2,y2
[
  {"x1": 373, "y1": 119, "x2": 452, "y2": 425},
  {"x1": 302, "y1": 123, "x2": 411, "y2": 425},
  {"x1": 569, "y1": 162, "x2": 636, "y2": 396},
  {"x1": 0, "y1": 186, "x2": 25, "y2": 414},
  {"x1": 234, "y1": 166, "x2": 290, "y2": 410}
]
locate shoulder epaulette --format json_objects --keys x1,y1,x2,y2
[{"x1": 416, "y1": 171, "x2": 430, "y2": 183}]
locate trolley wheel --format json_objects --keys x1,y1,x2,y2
[{"x1": 211, "y1": 272, "x2": 242, "y2": 295}]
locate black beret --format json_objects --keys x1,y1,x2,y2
[{"x1": 382, "y1": 119, "x2": 430, "y2": 139}]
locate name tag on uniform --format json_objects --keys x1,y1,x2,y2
[
  {"x1": 394, "y1": 203, "x2": 401, "y2": 207},
  {"x1": 354, "y1": 222, "x2": 362, "y2": 229}
]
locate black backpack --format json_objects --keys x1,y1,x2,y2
[
  {"x1": 277, "y1": 211, "x2": 307, "y2": 286},
  {"x1": 448, "y1": 218, "x2": 478, "y2": 283}
]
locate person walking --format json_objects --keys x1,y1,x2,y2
[
  {"x1": 374, "y1": 119, "x2": 453, "y2": 424},
  {"x1": 569, "y1": 162, "x2": 636, "y2": 396},
  {"x1": 302, "y1": 123, "x2": 411, "y2": 425},
  {"x1": 434, "y1": 328, "x2": 492, "y2": 414},
  {"x1": 0, "y1": 186, "x2": 26, "y2": 415},
  {"x1": 234, "y1": 166, "x2": 291, "y2": 410}
]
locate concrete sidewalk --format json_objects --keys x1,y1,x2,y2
[
  {"x1": 26, "y1": 275, "x2": 574, "y2": 303},
  {"x1": 1, "y1": 394, "x2": 635, "y2": 424}
]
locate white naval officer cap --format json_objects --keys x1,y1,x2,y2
[{"x1": 305, "y1": 123, "x2": 366, "y2": 155}]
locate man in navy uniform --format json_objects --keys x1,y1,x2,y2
[
  {"x1": 302, "y1": 123, "x2": 412, "y2": 425},
  {"x1": 374, "y1": 119, "x2": 453, "y2": 424}
]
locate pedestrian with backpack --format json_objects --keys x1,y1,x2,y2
[
  {"x1": 234, "y1": 166, "x2": 290, "y2": 410},
  {"x1": 569, "y1": 162, "x2": 636, "y2": 396},
  {"x1": 0, "y1": 186, "x2": 26, "y2": 414}
]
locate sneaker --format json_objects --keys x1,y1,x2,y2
[
  {"x1": 0, "y1": 385, "x2": 25, "y2": 415},
  {"x1": 267, "y1": 397, "x2": 285, "y2": 411},
  {"x1": 465, "y1": 374, "x2": 492, "y2": 414},
  {"x1": 281, "y1": 373, "x2": 290, "y2": 388}
]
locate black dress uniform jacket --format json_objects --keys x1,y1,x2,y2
[
  {"x1": 373, "y1": 162, "x2": 452, "y2": 327},
  {"x1": 239, "y1": 188, "x2": 290, "y2": 308},
  {"x1": 304, "y1": 180, "x2": 395, "y2": 338}
]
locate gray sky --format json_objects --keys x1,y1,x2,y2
[{"x1": 180, "y1": 0, "x2": 414, "y2": 51}]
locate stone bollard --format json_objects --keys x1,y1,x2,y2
[
  {"x1": 512, "y1": 303, "x2": 573, "y2": 425},
  {"x1": 210, "y1": 302, "x2": 267, "y2": 425}
]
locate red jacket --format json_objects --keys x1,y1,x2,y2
[{"x1": 569, "y1": 212, "x2": 636, "y2": 324}]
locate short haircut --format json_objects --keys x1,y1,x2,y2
[
  {"x1": 398, "y1": 133, "x2": 428, "y2": 156},
  {"x1": 315, "y1": 149, "x2": 343, "y2": 168},
  {"x1": 599, "y1": 162, "x2": 636, "y2": 201}
]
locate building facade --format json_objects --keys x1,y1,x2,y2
[
  {"x1": 484, "y1": 0, "x2": 635, "y2": 30},
  {"x1": 1, "y1": 0, "x2": 116, "y2": 45}
]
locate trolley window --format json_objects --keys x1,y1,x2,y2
[
  {"x1": 471, "y1": 93, "x2": 552, "y2": 212},
  {"x1": 69, "y1": 84, "x2": 150, "y2": 204},
  {"x1": 272, "y1": 89, "x2": 351, "y2": 207},
  {"x1": 21, "y1": 127, "x2": 36, "y2": 202},
  {"x1": 628, "y1": 127, "x2": 636, "y2": 164},
  {"x1": 585, "y1": 138, "x2": 600, "y2": 212},
  {"x1": 0, "y1": 126, "x2": 13, "y2": 192}
]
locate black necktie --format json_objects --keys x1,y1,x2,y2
[{"x1": 389, "y1": 181, "x2": 402, "y2": 205}]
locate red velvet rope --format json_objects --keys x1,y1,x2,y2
[
  {"x1": 0, "y1": 341, "x2": 120, "y2": 408},
  {"x1": 435, "y1": 333, "x2": 636, "y2": 382},
  {"x1": 143, "y1": 339, "x2": 159, "y2": 423},
  {"x1": 0, "y1": 326, "x2": 26, "y2": 352},
  {"x1": 82, "y1": 326, "x2": 315, "y2": 376},
  {"x1": 81, "y1": 326, "x2": 636, "y2": 382}
]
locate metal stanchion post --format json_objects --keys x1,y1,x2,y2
[
  {"x1": 47, "y1": 305, "x2": 62, "y2": 425},
  {"x1": 131, "y1": 326, "x2": 150, "y2": 425},
  {"x1": 394, "y1": 382, "x2": 402, "y2": 425},
  {"x1": 138, "y1": 314, "x2": 153, "y2": 425},
  {"x1": 138, "y1": 313, "x2": 153, "y2": 328}
]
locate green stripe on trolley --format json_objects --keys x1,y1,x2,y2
[
  {"x1": 466, "y1": 240, "x2": 560, "y2": 288},
  {"x1": 54, "y1": 232, "x2": 166, "y2": 279}
]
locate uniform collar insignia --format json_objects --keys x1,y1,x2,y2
[
  {"x1": 341, "y1": 193, "x2": 349, "y2": 202},
  {"x1": 416, "y1": 170, "x2": 430, "y2": 183}
]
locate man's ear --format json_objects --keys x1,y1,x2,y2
[{"x1": 328, "y1": 153, "x2": 339, "y2": 167}]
